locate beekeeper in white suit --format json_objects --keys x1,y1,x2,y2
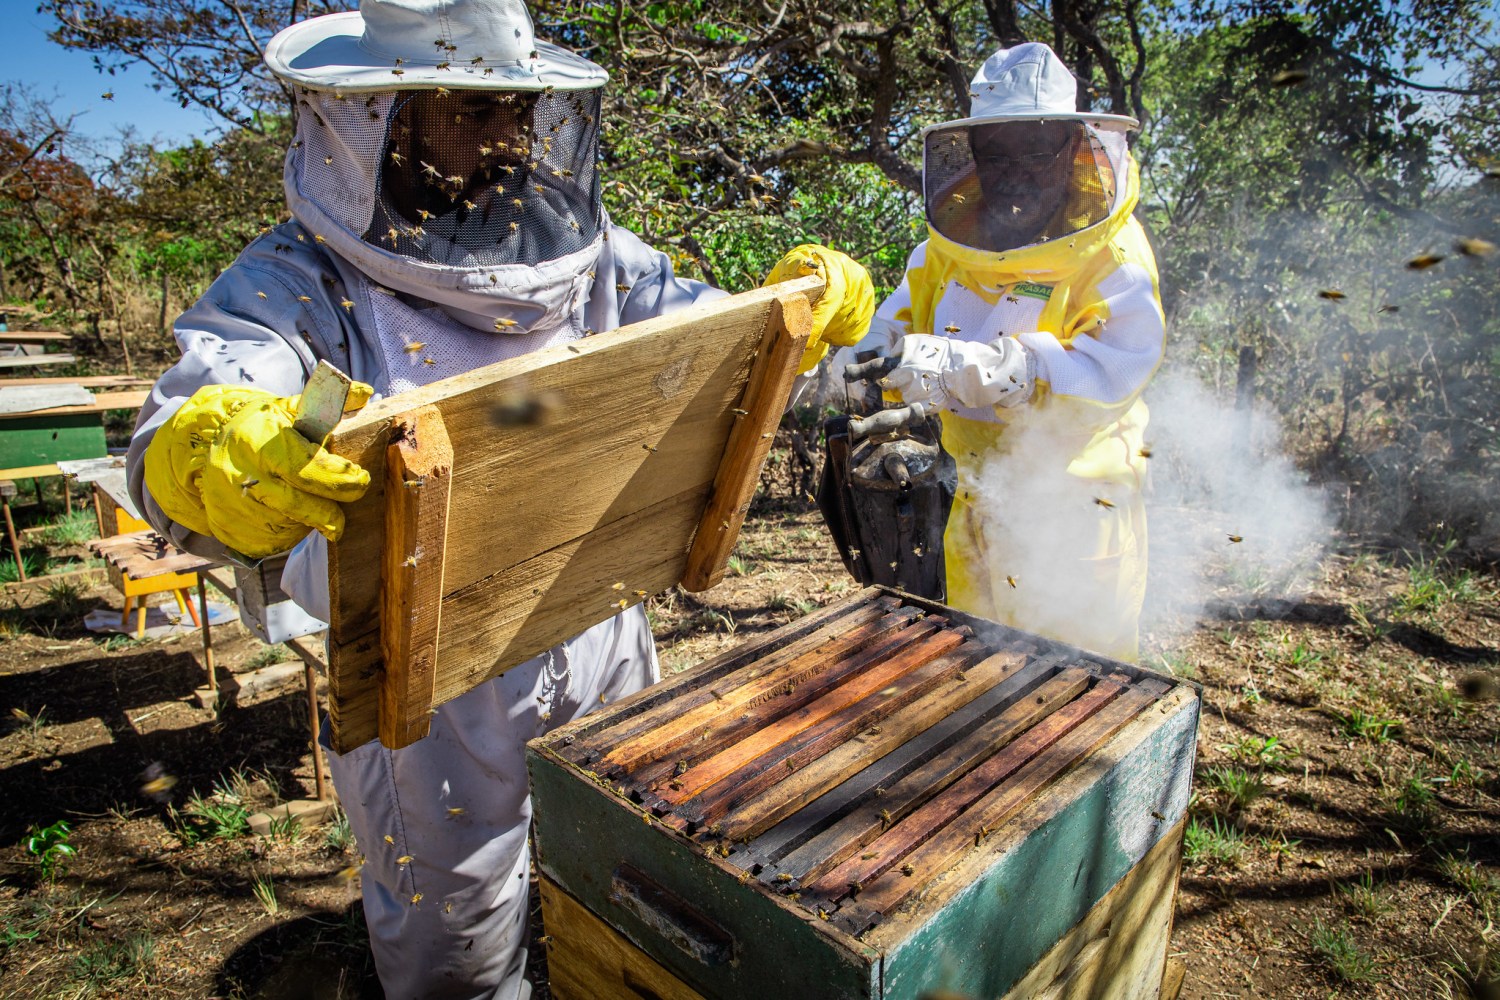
[{"x1": 126, "y1": 1, "x2": 873, "y2": 995}]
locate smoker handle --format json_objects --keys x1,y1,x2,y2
[{"x1": 609, "y1": 864, "x2": 736, "y2": 967}]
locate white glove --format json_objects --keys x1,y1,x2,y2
[{"x1": 882, "y1": 334, "x2": 1036, "y2": 410}]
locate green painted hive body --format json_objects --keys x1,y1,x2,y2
[{"x1": 528, "y1": 587, "x2": 1199, "y2": 999}]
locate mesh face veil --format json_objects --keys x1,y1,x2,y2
[
  {"x1": 923, "y1": 120, "x2": 1126, "y2": 254},
  {"x1": 292, "y1": 85, "x2": 603, "y2": 270}
]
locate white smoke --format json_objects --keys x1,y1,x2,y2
[{"x1": 1137, "y1": 368, "x2": 1333, "y2": 644}]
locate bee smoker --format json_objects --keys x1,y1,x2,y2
[{"x1": 816, "y1": 359, "x2": 956, "y2": 600}]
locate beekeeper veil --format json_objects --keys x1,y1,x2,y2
[
  {"x1": 921, "y1": 43, "x2": 1138, "y2": 254},
  {"x1": 264, "y1": 0, "x2": 607, "y2": 312}
]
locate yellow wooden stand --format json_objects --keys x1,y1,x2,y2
[{"x1": 89, "y1": 531, "x2": 213, "y2": 638}]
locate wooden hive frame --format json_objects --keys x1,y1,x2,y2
[{"x1": 323, "y1": 276, "x2": 820, "y2": 752}]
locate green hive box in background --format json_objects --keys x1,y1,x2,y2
[
  {"x1": 0, "y1": 413, "x2": 108, "y2": 469},
  {"x1": 527, "y1": 587, "x2": 1199, "y2": 1000}
]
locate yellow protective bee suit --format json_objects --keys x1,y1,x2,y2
[{"x1": 863, "y1": 49, "x2": 1165, "y2": 660}]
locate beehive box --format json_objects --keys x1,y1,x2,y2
[{"x1": 527, "y1": 587, "x2": 1198, "y2": 1000}]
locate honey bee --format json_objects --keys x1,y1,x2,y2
[
  {"x1": 1138, "y1": 445, "x2": 1153, "y2": 458},
  {"x1": 384, "y1": 835, "x2": 395, "y2": 845},
  {"x1": 340, "y1": 299, "x2": 355, "y2": 312},
  {"x1": 435, "y1": 87, "x2": 450, "y2": 97},
  {"x1": 1269, "y1": 68, "x2": 1308, "y2": 87},
  {"x1": 1227, "y1": 533, "x2": 1243, "y2": 543},
  {"x1": 140, "y1": 775, "x2": 178, "y2": 795},
  {"x1": 944, "y1": 324, "x2": 961, "y2": 333},
  {"x1": 256, "y1": 291, "x2": 268, "y2": 299},
  {"x1": 404, "y1": 342, "x2": 426, "y2": 353},
  {"x1": 1455, "y1": 237, "x2": 1496, "y2": 257},
  {"x1": 422, "y1": 357, "x2": 436, "y2": 366},
  {"x1": 1407, "y1": 253, "x2": 1444, "y2": 270},
  {"x1": 1006, "y1": 575, "x2": 1018, "y2": 588},
  {"x1": 1317, "y1": 289, "x2": 1345, "y2": 300},
  {"x1": 1093, "y1": 497, "x2": 1115, "y2": 509},
  {"x1": 494, "y1": 317, "x2": 518, "y2": 329},
  {"x1": 410, "y1": 893, "x2": 423, "y2": 906},
  {"x1": 396, "y1": 855, "x2": 414, "y2": 865},
  {"x1": 446, "y1": 807, "x2": 464, "y2": 817}
]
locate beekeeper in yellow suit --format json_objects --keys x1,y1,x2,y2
[{"x1": 852, "y1": 42, "x2": 1164, "y2": 661}]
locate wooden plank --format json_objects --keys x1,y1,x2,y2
[
  {"x1": 661, "y1": 635, "x2": 983, "y2": 827},
  {"x1": 627, "y1": 613, "x2": 947, "y2": 795},
  {"x1": 378, "y1": 407, "x2": 453, "y2": 750},
  {"x1": 0, "y1": 374, "x2": 151, "y2": 388},
  {"x1": 0, "y1": 464, "x2": 63, "y2": 481},
  {"x1": 0, "y1": 390, "x2": 146, "y2": 418},
  {"x1": 838, "y1": 679, "x2": 1169, "y2": 918},
  {"x1": 565, "y1": 592, "x2": 897, "y2": 765},
  {"x1": 328, "y1": 483, "x2": 709, "y2": 752},
  {"x1": 540, "y1": 877, "x2": 708, "y2": 1000},
  {"x1": 0, "y1": 330, "x2": 71, "y2": 343},
  {"x1": 809, "y1": 676, "x2": 1131, "y2": 898},
  {"x1": 728, "y1": 646, "x2": 1046, "y2": 848},
  {"x1": 0, "y1": 353, "x2": 75, "y2": 369},
  {"x1": 681, "y1": 293, "x2": 809, "y2": 590},
  {"x1": 776, "y1": 666, "x2": 1093, "y2": 887},
  {"x1": 601, "y1": 607, "x2": 925, "y2": 778},
  {"x1": 0, "y1": 384, "x2": 94, "y2": 415},
  {"x1": 325, "y1": 277, "x2": 822, "y2": 751},
  {"x1": 998, "y1": 823, "x2": 1183, "y2": 1000}
]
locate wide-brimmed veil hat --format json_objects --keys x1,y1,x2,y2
[
  {"x1": 920, "y1": 42, "x2": 1138, "y2": 138},
  {"x1": 264, "y1": 0, "x2": 607, "y2": 92}
]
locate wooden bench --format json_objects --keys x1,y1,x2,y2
[{"x1": 0, "y1": 353, "x2": 76, "y2": 369}]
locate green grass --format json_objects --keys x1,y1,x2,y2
[
  {"x1": 1146, "y1": 650, "x2": 1196, "y2": 679},
  {"x1": 1183, "y1": 816, "x2": 1247, "y2": 868},
  {"x1": 324, "y1": 807, "x2": 355, "y2": 853},
  {"x1": 1384, "y1": 769, "x2": 1439, "y2": 838},
  {"x1": 1282, "y1": 640, "x2": 1324, "y2": 670},
  {"x1": 1339, "y1": 709, "x2": 1401, "y2": 742},
  {"x1": 1338, "y1": 871, "x2": 1392, "y2": 921},
  {"x1": 174, "y1": 778, "x2": 251, "y2": 844},
  {"x1": 70, "y1": 931, "x2": 156, "y2": 987},
  {"x1": 1307, "y1": 917, "x2": 1380, "y2": 984},
  {"x1": 1201, "y1": 765, "x2": 1266, "y2": 812},
  {"x1": 38, "y1": 509, "x2": 97, "y2": 547},
  {"x1": 1220, "y1": 735, "x2": 1301, "y2": 770},
  {"x1": 726, "y1": 554, "x2": 753, "y2": 577},
  {"x1": 0, "y1": 549, "x2": 47, "y2": 585},
  {"x1": 245, "y1": 643, "x2": 294, "y2": 669},
  {"x1": 1396, "y1": 557, "x2": 1482, "y2": 618},
  {"x1": 1436, "y1": 853, "x2": 1499, "y2": 918}
]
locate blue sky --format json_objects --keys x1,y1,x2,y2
[{"x1": 4, "y1": 0, "x2": 217, "y2": 156}]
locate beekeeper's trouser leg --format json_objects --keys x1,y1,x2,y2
[{"x1": 322, "y1": 605, "x2": 659, "y2": 1000}]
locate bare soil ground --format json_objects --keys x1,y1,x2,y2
[{"x1": 0, "y1": 451, "x2": 1497, "y2": 999}]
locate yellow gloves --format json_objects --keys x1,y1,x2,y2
[
  {"x1": 763, "y1": 244, "x2": 875, "y2": 374},
  {"x1": 144, "y1": 382, "x2": 374, "y2": 560}
]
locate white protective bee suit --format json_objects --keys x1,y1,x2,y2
[{"x1": 127, "y1": 1, "x2": 725, "y2": 996}]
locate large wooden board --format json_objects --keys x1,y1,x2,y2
[{"x1": 324, "y1": 277, "x2": 819, "y2": 751}]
